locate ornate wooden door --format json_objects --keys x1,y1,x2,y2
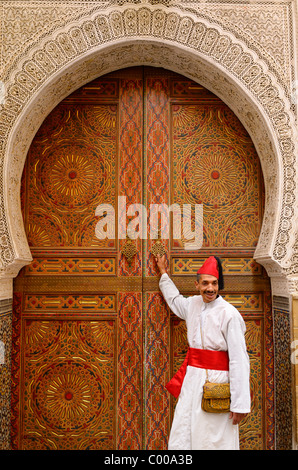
[{"x1": 12, "y1": 67, "x2": 273, "y2": 450}]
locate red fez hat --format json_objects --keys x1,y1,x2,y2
[{"x1": 197, "y1": 256, "x2": 219, "y2": 279}]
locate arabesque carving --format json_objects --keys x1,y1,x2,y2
[{"x1": 0, "y1": 1, "x2": 297, "y2": 293}]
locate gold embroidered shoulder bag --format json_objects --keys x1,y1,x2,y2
[{"x1": 201, "y1": 380, "x2": 230, "y2": 413}]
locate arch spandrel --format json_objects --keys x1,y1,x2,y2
[{"x1": 0, "y1": 4, "x2": 296, "y2": 290}]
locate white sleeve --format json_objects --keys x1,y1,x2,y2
[
  {"x1": 226, "y1": 313, "x2": 251, "y2": 413},
  {"x1": 159, "y1": 273, "x2": 191, "y2": 320}
]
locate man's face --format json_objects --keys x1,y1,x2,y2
[{"x1": 195, "y1": 274, "x2": 219, "y2": 303}]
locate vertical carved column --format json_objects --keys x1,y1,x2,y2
[
  {"x1": 272, "y1": 295, "x2": 293, "y2": 450},
  {"x1": 0, "y1": 299, "x2": 12, "y2": 450},
  {"x1": 293, "y1": 296, "x2": 298, "y2": 446}
]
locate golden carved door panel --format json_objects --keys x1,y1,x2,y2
[
  {"x1": 13, "y1": 68, "x2": 144, "y2": 450},
  {"x1": 12, "y1": 67, "x2": 273, "y2": 450},
  {"x1": 142, "y1": 69, "x2": 272, "y2": 450}
]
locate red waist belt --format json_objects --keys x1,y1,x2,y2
[{"x1": 166, "y1": 347, "x2": 229, "y2": 398}]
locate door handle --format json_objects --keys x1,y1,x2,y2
[
  {"x1": 121, "y1": 236, "x2": 137, "y2": 265},
  {"x1": 150, "y1": 238, "x2": 166, "y2": 258}
]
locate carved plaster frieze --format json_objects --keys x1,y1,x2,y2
[
  {"x1": 0, "y1": 2, "x2": 297, "y2": 291},
  {"x1": 1, "y1": 1, "x2": 294, "y2": 92}
]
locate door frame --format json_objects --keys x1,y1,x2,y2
[{"x1": 11, "y1": 67, "x2": 273, "y2": 450}]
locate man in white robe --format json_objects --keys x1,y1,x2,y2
[{"x1": 156, "y1": 254, "x2": 251, "y2": 450}]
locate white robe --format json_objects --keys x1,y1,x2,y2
[{"x1": 159, "y1": 273, "x2": 251, "y2": 450}]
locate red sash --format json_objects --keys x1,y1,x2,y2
[{"x1": 166, "y1": 347, "x2": 229, "y2": 398}]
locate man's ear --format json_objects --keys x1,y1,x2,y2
[{"x1": 194, "y1": 280, "x2": 200, "y2": 290}]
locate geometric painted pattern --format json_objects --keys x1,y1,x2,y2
[
  {"x1": 118, "y1": 74, "x2": 143, "y2": 277},
  {"x1": 117, "y1": 292, "x2": 142, "y2": 449},
  {"x1": 145, "y1": 293, "x2": 170, "y2": 450},
  {"x1": 25, "y1": 257, "x2": 116, "y2": 275},
  {"x1": 24, "y1": 294, "x2": 116, "y2": 312},
  {"x1": 145, "y1": 74, "x2": 170, "y2": 277},
  {"x1": 172, "y1": 257, "x2": 263, "y2": 276}
]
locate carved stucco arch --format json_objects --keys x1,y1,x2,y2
[{"x1": 0, "y1": 4, "x2": 297, "y2": 295}]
